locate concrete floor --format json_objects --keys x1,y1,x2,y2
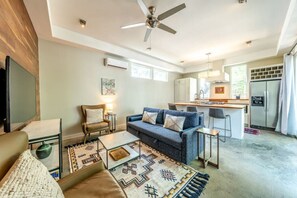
[
  {"x1": 62, "y1": 130, "x2": 297, "y2": 198},
  {"x1": 193, "y1": 130, "x2": 297, "y2": 198}
]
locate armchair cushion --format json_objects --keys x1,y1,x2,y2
[
  {"x1": 0, "y1": 150, "x2": 64, "y2": 198},
  {"x1": 86, "y1": 122, "x2": 109, "y2": 132},
  {"x1": 86, "y1": 108, "x2": 103, "y2": 124}
]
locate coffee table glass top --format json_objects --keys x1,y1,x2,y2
[{"x1": 98, "y1": 131, "x2": 139, "y2": 150}]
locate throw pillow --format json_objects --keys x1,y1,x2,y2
[
  {"x1": 142, "y1": 111, "x2": 158, "y2": 125},
  {"x1": 0, "y1": 150, "x2": 64, "y2": 198},
  {"x1": 163, "y1": 114, "x2": 185, "y2": 132},
  {"x1": 86, "y1": 108, "x2": 103, "y2": 124}
]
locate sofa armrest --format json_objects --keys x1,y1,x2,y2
[
  {"x1": 198, "y1": 112, "x2": 205, "y2": 127},
  {"x1": 58, "y1": 160, "x2": 105, "y2": 192},
  {"x1": 181, "y1": 125, "x2": 203, "y2": 164},
  {"x1": 126, "y1": 114, "x2": 143, "y2": 123}
]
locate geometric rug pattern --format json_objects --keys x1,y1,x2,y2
[{"x1": 68, "y1": 141, "x2": 209, "y2": 198}]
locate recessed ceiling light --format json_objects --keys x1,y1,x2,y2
[
  {"x1": 246, "y1": 40, "x2": 252, "y2": 47},
  {"x1": 238, "y1": 0, "x2": 247, "y2": 3},
  {"x1": 79, "y1": 19, "x2": 86, "y2": 28}
]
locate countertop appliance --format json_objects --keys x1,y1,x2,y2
[{"x1": 250, "y1": 80, "x2": 280, "y2": 130}]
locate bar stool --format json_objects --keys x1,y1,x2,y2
[
  {"x1": 208, "y1": 108, "x2": 232, "y2": 142},
  {"x1": 186, "y1": 106, "x2": 197, "y2": 112},
  {"x1": 168, "y1": 103, "x2": 177, "y2": 110}
]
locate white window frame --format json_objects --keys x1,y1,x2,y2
[
  {"x1": 131, "y1": 63, "x2": 152, "y2": 79},
  {"x1": 153, "y1": 69, "x2": 168, "y2": 82},
  {"x1": 230, "y1": 64, "x2": 247, "y2": 98}
]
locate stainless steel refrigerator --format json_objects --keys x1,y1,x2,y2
[{"x1": 250, "y1": 80, "x2": 280, "y2": 129}]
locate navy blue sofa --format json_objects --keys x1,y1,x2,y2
[{"x1": 126, "y1": 107, "x2": 204, "y2": 164}]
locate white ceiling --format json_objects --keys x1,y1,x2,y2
[{"x1": 24, "y1": 0, "x2": 297, "y2": 72}]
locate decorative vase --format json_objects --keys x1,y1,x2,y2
[{"x1": 36, "y1": 142, "x2": 52, "y2": 159}]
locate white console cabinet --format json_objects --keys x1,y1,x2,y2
[{"x1": 22, "y1": 119, "x2": 62, "y2": 179}]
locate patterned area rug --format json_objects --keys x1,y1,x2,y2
[{"x1": 68, "y1": 141, "x2": 209, "y2": 198}]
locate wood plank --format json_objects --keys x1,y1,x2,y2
[{"x1": 0, "y1": 0, "x2": 39, "y2": 130}]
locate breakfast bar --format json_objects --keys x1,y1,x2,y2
[{"x1": 175, "y1": 103, "x2": 246, "y2": 139}]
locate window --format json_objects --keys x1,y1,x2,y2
[
  {"x1": 131, "y1": 64, "x2": 152, "y2": 79},
  {"x1": 153, "y1": 69, "x2": 168, "y2": 82},
  {"x1": 198, "y1": 78, "x2": 210, "y2": 98},
  {"x1": 230, "y1": 65, "x2": 247, "y2": 98}
]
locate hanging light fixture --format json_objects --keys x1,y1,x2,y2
[
  {"x1": 198, "y1": 53, "x2": 220, "y2": 79},
  {"x1": 206, "y1": 52, "x2": 211, "y2": 77}
]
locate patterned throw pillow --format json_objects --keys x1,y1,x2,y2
[
  {"x1": 163, "y1": 114, "x2": 185, "y2": 132},
  {"x1": 142, "y1": 111, "x2": 158, "y2": 125},
  {"x1": 0, "y1": 150, "x2": 64, "y2": 198},
  {"x1": 86, "y1": 108, "x2": 103, "y2": 124}
]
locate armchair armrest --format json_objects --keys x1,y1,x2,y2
[
  {"x1": 81, "y1": 122, "x2": 87, "y2": 133},
  {"x1": 58, "y1": 160, "x2": 105, "y2": 192},
  {"x1": 126, "y1": 114, "x2": 143, "y2": 123},
  {"x1": 103, "y1": 119, "x2": 110, "y2": 123}
]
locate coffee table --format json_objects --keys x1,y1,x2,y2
[{"x1": 98, "y1": 131, "x2": 141, "y2": 169}]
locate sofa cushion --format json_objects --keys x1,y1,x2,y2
[
  {"x1": 163, "y1": 114, "x2": 185, "y2": 132},
  {"x1": 63, "y1": 170, "x2": 126, "y2": 198},
  {"x1": 127, "y1": 121, "x2": 182, "y2": 150},
  {"x1": 0, "y1": 150, "x2": 64, "y2": 198},
  {"x1": 164, "y1": 110, "x2": 198, "y2": 129},
  {"x1": 143, "y1": 107, "x2": 164, "y2": 124},
  {"x1": 142, "y1": 111, "x2": 158, "y2": 125}
]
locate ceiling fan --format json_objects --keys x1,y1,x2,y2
[{"x1": 121, "y1": 0, "x2": 186, "y2": 42}]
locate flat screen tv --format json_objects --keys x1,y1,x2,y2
[{"x1": 4, "y1": 56, "x2": 36, "y2": 132}]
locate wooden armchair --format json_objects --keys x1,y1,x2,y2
[{"x1": 81, "y1": 104, "x2": 111, "y2": 144}]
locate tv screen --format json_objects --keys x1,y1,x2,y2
[
  {"x1": 0, "y1": 69, "x2": 5, "y2": 127},
  {"x1": 4, "y1": 56, "x2": 36, "y2": 132}
]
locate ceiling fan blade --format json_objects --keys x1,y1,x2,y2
[
  {"x1": 144, "y1": 28, "x2": 152, "y2": 42},
  {"x1": 158, "y1": 23, "x2": 176, "y2": 34},
  {"x1": 121, "y1": 22, "x2": 145, "y2": 29},
  {"x1": 157, "y1": 3, "x2": 186, "y2": 21},
  {"x1": 137, "y1": 0, "x2": 150, "y2": 16}
]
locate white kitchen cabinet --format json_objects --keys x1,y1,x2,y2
[{"x1": 174, "y1": 78, "x2": 197, "y2": 102}]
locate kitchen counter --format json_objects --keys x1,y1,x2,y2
[
  {"x1": 175, "y1": 102, "x2": 246, "y2": 109},
  {"x1": 195, "y1": 99, "x2": 250, "y2": 105},
  {"x1": 175, "y1": 103, "x2": 245, "y2": 139}
]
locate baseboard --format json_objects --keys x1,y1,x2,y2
[
  {"x1": 62, "y1": 123, "x2": 127, "y2": 140},
  {"x1": 63, "y1": 132, "x2": 84, "y2": 140}
]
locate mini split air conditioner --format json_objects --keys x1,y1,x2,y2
[{"x1": 104, "y1": 58, "x2": 128, "y2": 70}]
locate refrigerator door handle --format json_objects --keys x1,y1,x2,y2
[
  {"x1": 264, "y1": 91, "x2": 266, "y2": 111},
  {"x1": 266, "y1": 91, "x2": 270, "y2": 112}
]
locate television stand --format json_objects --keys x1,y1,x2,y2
[{"x1": 21, "y1": 119, "x2": 62, "y2": 179}]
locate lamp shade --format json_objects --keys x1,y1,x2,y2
[{"x1": 106, "y1": 103, "x2": 113, "y2": 113}]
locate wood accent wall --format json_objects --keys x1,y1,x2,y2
[{"x1": 0, "y1": 0, "x2": 40, "y2": 128}]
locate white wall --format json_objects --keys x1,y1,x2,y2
[{"x1": 39, "y1": 39, "x2": 180, "y2": 138}]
